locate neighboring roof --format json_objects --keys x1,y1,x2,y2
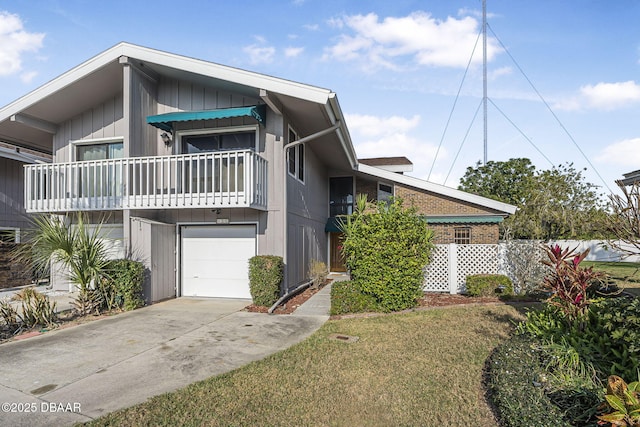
[
  {"x1": 356, "y1": 163, "x2": 517, "y2": 215},
  {"x1": 0, "y1": 142, "x2": 50, "y2": 164},
  {"x1": 620, "y1": 169, "x2": 640, "y2": 185},
  {"x1": 358, "y1": 156, "x2": 413, "y2": 173},
  {"x1": 359, "y1": 157, "x2": 413, "y2": 166}
]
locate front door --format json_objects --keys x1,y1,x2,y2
[{"x1": 330, "y1": 232, "x2": 346, "y2": 272}]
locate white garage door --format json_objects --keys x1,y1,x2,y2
[{"x1": 181, "y1": 225, "x2": 256, "y2": 298}]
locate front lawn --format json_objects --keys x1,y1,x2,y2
[
  {"x1": 86, "y1": 305, "x2": 525, "y2": 426},
  {"x1": 583, "y1": 260, "x2": 640, "y2": 296}
]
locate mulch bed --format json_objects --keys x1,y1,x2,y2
[{"x1": 245, "y1": 281, "x2": 540, "y2": 316}]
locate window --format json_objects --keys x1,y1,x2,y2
[
  {"x1": 329, "y1": 177, "x2": 354, "y2": 216},
  {"x1": 287, "y1": 128, "x2": 304, "y2": 183},
  {"x1": 74, "y1": 139, "x2": 124, "y2": 198},
  {"x1": 454, "y1": 227, "x2": 471, "y2": 244},
  {"x1": 77, "y1": 141, "x2": 123, "y2": 161},
  {"x1": 378, "y1": 182, "x2": 393, "y2": 203},
  {"x1": 0, "y1": 228, "x2": 19, "y2": 243},
  {"x1": 182, "y1": 130, "x2": 255, "y2": 154}
]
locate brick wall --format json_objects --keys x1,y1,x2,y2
[
  {"x1": 0, "y1": 244, "x2": 32, "y2": 289},
  {"x1": 428, "y1": 223, "x2": 499, "y2": 244},
  {"x1": 395, "y1": 184, "x2": 501, "y2": 215},
  {"x1": 355, "y1": 178, "x2": 378, "y2": 202}
]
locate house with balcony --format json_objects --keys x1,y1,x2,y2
[{"x1": 0, "y1": 43, "x2": 515, "y2": 302}]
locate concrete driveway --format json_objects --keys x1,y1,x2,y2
[{"x1": 0, "y1": 296, "x2": 329, "y2": 426}]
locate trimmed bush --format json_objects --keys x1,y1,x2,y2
[
  {"x1": 248, "y1": 255, "x2": 283, "y2": 307},
  {"x1": 330, "y1": 280, "x2": 378, "y2": 315},
  {"x1": 340, "y1": 196, "x2": 434, "y2": 312},
  {"x1": 465, "y1": 274, "x2": 513, "y2": 297},
  {"x1": 487, "y1": 335, "x2": 571, "y2": 427},
  {"x1": 106, "y1": 259, "x2": 145, "y2": 311}
]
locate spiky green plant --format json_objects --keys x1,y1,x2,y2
[{"x1": 14, "y1": 213, "x2": 111, "y2": 314}]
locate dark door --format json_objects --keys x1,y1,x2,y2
[{"x1": 330, "y1": 232, "x2": 346, "y2": 272}]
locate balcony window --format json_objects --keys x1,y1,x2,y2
[
  {"x1": 77, "y1": 141, "x2": 123, "y2": 161},
  {"x1": 182, "y1": 131, "x2": 255, "y2": 154}
]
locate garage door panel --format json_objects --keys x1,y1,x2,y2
[{"x1": 181, "y1": 225, "x2": 255, "y2": 299}]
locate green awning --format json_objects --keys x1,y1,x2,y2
[
  {"x1": 325, "y1": 217, "x2": 346, "y2": 233},
  {"x1": 146, "y1": 105, "x2": 266, "y2": 132},
  {"x1": 424, "y1": 215, "x2": 504, "y2": 224}
]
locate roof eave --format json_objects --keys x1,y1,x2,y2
[{"x1": 356, "y1": 163, "x2": 517, "y2": 215}]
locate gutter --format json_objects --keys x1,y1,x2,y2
[
  {"x1": 282, "y1": 120, "x2": 342, "y2": 294},
  {"x1": 267, "y1": 280, "x2": 313, "y2": 314}
]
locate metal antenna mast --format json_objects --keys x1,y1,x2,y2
[{"x1": 482, "y1": 0, "x2": 488, "y2": 164}]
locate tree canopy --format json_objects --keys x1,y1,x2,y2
[{"x1": 458, "y1": 158, "x2": 609, "y2": 240}]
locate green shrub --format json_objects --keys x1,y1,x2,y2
[
  {"x1": 106, "y1": 259, "x2": 145, "y2": 311},
  {"x1": 487, "y1": 334, "x2": 570, "y2": 427},
  {"x1": 248, "y1": 255, "x2": 283, "y2": 307},
  {"x1": 518, "y1": 297, "x2": 640, "y2": 381},
  {"x1": 465, "y1": 274, "x2": 513, "y2": 297},
  {"x1": 330, "y1": 280, "x2": 378, "y2": 315},
  {"x1": 340, "y1": 196, "x2": 434, "y2": 312}
]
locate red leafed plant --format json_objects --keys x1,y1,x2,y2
[{"x1": 540, "y1": 244, "x2": 603, "y2": 325}]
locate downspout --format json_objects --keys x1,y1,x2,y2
[{"x1": 280, "y1": 120, "x2": 342, "y2": 300}]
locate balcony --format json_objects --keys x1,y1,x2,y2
[{"x1": 24, "y1": 150, "x2": 268, "y2": 213}]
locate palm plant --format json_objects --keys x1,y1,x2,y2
[{"x1": 14, "y1": 213, "x2": 111, "y2": 314}]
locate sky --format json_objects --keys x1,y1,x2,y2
[{"x1": 1, "y1": 0, "x2": 639, "y2": 197}]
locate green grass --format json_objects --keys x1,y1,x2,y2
[
  {"x1": 85, "y1": 305, "x2": 526, "y2": 427},
  {"x1": 583, "y1": 260, "x2": 640, "y2": 296}
]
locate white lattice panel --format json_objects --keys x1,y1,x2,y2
[
  {"x1": 456, "y1": 244, "x2": 498, "y2": 290},
  {"x1": 424, "y1": 244, "x2": 449, "y2": 292}
]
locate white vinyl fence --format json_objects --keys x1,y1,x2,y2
[
  {"x1": 424, "y1": 240, "x2": 640, "y2": 294},
  {"x1": 424, "y1": 244, "x2": 499, "y2": 294}
]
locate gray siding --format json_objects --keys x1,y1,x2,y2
[
  {"x1": 0, "y1": 157, "x2": 29, "y2": 230},
  {"x1": 128, "y1": 67, "x2": 158, "y2": 157},
  {"x1": 130, "y1": 217, "x2": 176, "y2": 303},
  {"x1": 286, "y1": 142, "x2": 328, "y2": 287},
  {"x1": 53, "y1": 95, "x2": 124, "y2": 163}
]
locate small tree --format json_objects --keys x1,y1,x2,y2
[
  {"x1": 608, "y1": 180, "x2": 640, "y2": 258},
  {"x1": 340, "y1": 196, "x2": 434, "y2": 312}
]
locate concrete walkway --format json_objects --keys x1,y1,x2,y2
[{"x1": 0, "y1": 290, "x2": 332, "y2": 427}]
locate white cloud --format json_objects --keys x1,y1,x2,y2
[
  {"x1": 346, "y1": 113, "x2": 441, "y2": 181},
  {"x1": 303, "y1": 23, "x2": 320, "y2": 31},
  {"x1": 284, "y1": 47, "x2": 304, "y2": 58},
  {"x1": 345, "y1": 113, "x2": 420, "y2": 137},
  {"x1": 323, "y1": 12, "x2": 501, "y2": 70},
  {"x1": 596, "y1": 138, "x2": 640, "y2": 166},
  {"x1": 457, "y1": 8, "x2": 498, "y2": 19},
  {"x1": 20, "y1": 70, "x2": 37, "y2": 83},
  {"x1": 489, "y1": 66, "x2": 512, "y2": 80},
  {"x1": 243, "y1": 37, "x2": 275, "y2": 65},
  {"x1": 555, "y1": 81, "x2": 640, "y2": 111},
  {"x1": 0, "y1": 11, "x2": 45, "y2": 77}
]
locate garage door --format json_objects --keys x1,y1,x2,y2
[{"x1": 181, "y1": 225, "x2": 256, "y2": 298}]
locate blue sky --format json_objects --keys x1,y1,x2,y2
[{"x1": 1, "y1": 0, "x2": 639, "y2": 196}]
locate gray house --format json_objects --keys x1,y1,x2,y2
[
  {"x1": 0, "y1": 43, "x2": 515, "y2": 302},
  {"x1": 0, "y1": 142, "x2": 50, "y2": 243}
]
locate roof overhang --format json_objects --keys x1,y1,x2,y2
[
  {"x1": 424, "y1": 215, "x2": 504, "y2": 224},
  {"x1": 356, "y1": 163, "x2": 517, "y2": 215}
]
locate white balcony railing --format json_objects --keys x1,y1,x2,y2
[{"x1": 24, "y1": 150, "x2": 267, "y2": 213}]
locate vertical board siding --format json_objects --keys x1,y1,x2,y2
[
  {"x1": 0, "y1": 157, "x2": 29, "y2": 229},
  {"x1": 53, "y1": 95, "x2": 125, "y2": 163}
]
